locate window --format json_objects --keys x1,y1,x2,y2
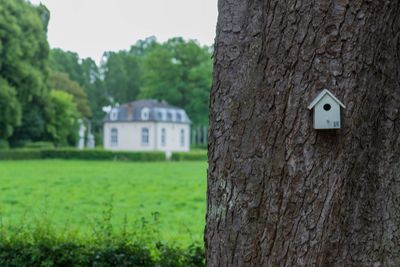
[
  {"x1": 111, "y1": 128, "x2": 118, "y2": 146},
  {"x1": 110, "y1": 109, "x2": 118, "y2": 121},
  {"x1": 141, "y1": 108, "x2": 150, "y2": 120},
  {"x1": 176, "y1": 113, "x2": 182, "y2": 122},
  {"x1": 180, "y1": 129, "x2": 185, "y2": 147},
  {"x1": 161, "y1": 128, "x2": 166, "y2": 146},
  {"x1": 141, "y1": 128, "x2": 149, "y2": 145},
  {"x1": 167, "y1": 111, "x2": 173, "y2": 121}
]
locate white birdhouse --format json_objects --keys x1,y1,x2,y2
[{"x1": 308, "y1": 89, "x2": 345, "y2": 129}]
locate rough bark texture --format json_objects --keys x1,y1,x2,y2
[{"x1": 206, "y1": 0, "x2": 400, "y2": 266}]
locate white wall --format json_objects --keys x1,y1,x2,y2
[
  {"x1": 155, "y1": 122, "x2": 190, "y2": 152},
  {"x1": 103, "y1": 122, "x2": 190, "y2": 152}
]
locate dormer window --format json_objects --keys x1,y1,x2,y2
[
  {"x1": 110, "y1": 108, "x2": 118, "y2": 121},
  {"x1": 176, "y1": 113, "x2": 182, "y2": 122},
  {"x1": 167, "y1": 111, "x2": 173, "y2": 121},
  {"x1": 141, "y1": 108, "x2": 150, "y2": 120}
]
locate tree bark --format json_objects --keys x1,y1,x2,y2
[{"x1": 206, "y1": 0, "x2": 400, "y2": 266}]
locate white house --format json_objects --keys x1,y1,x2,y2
[{"x1": 103, "y1": 99, "x2": 191, "y2": 152}]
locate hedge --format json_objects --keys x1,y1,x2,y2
[
  {"x1": 0, "y1": 210, "x2": 204, "y2": 266},
  {"x1": 171, "y1": 151, "x2": 207, "y2": 161},
  {"x1": 0, "y1": 149, "x2": 165, "y2": 161},
  {"x1": 0, "y1": 242, "x2": 204, "y2": 267},
  {"x1": 0, "y1": 149, "x2": 207, "y2": 162},
  {"x1": 0, "y1": 139, "x2": 9, "y2": 150},
  {"x1": 41, "y1": 149, "x2": 165, "y2": 161},
  {"x1": 23, "y1": 141, "x2": 55, "y2": 149},
  {"x1": 0, "y1": 149, "x2": 42, "y2": 160}
]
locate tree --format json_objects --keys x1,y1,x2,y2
[
  {"x1": 185, "y1": 57, "x2": 212, "y2": 126},
  {"x1": 206, "y1": 1, "x2": 400, "y2": 266},
  {"x1": 49, "y1": 48, "x2": 108, "y2": 141},
  {"x1": 48, "y1": 72, "x2": 92, "y2": 117},
  {"x1": 0, "y1": 0, "x2": 50, "y2": 144},
  {"x1": 140, "y1": 43, "x2": 182, "y2": 103},
  {"x1": 46, "y1": 90, "x2": 79, "y2": 146},
  {"x1": 140, "y1": 38, "x2": 212, "y2": 126},
  {"x1": 0, "y1": 79, "x2": 21, "y2": 139},
  {"x1": 49, "y1": 49, "x2": 85, "y2": 85},
  {"x1": 102, "y1": 50, "x2": 142, "y2": 103}
]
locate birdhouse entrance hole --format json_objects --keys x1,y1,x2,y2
[{"x1": 323, "y1": 104, "x2": 331, "y2": 111}]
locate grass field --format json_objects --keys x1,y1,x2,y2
[{"x1": 0, "y1": 160, "x2": 207, "y2": 245}]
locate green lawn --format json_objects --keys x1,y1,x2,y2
[{"x1": 0, "y1": 160, "x2": 207, "y2": 245}]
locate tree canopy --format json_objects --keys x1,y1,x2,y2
[
  {"x1": 46, "y1": 90, "x2": 79, "y2": 146},
  {"x1": 0, "y1": 0, "x2": 50, "y2": 144},
  {"x1": 48, "y1": 72, "x2": 92, "y2": 117}
]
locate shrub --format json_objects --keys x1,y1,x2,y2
[
  {"x1": 0, "y1": 149, "x2": 166, "y2": 161},
  {"x1": 0, "y1": 241, "x2": 157, "y2": 267},
  {"x1": 23, "y1": 141, "x2": 55, "y2": 149},
  {"x1": 9, "y1": 139, "x2": 30, "y2": 148},
  {"x1": 41, "y1": 148, "x2": 114, "y2": 160},
  {"x1": 156, "y1": 243, "x2": 205, "y2": 267},
  {"x1": 171, "y1": 151, "x2": 207, "y2": 161},
  {"x1": 191, "y1": 144, "x2": 207, "y2": 150},
  {"x1": 0, "y1": 139, "x2": 9, "y2": 150},
  {"x1": 41, "y1": 149, "x2": 165, "y2": 161},
  {"x1": 0, "y1": 149, "x2": 42, "y2": 160},
  {"x1": 0, "y1": 217, "x2": 205, "y2": 267},
  {"x1": 0, "y1": 148, "x2": 207, "y2": 162}
]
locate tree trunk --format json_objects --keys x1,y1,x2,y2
[{"x1": 206, "y1": 1, "x2": 400, "y2": 266}]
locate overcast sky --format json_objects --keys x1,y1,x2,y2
[{"x1": 29, "y1": 0, "x2": 218, "y2": 63}]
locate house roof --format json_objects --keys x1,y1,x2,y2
[
  {"x1": 307, "y1": 89, "x2": 346, "y2": 110},
  {"x1": 104, "y1": 99, "x2": 191, "y2": 124}
]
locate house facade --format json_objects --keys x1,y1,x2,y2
[{"x1": 103, "y1": 100, "x2": 191, "y2": 152}]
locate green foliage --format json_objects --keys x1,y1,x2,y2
[
  {"x1": 0, "y1": 0, "x2": 50, "y2": 141},
  {"x1": 49, "y1": 49, "x2": 85, "y2": 85},
  {"x1": 0, "y1": 149, "x2": 42, "y2": 160},
  {"x1": 0, "y1": 219, "x2": 204, "y2": 267},
  {"x1": 0, "y1": 149, "x2": 209, "y2": 162},
  {"x1": 49, "y1": 72, "x2": 92, "y2": 117},
  {"x1": 46, "y1": 91, "x2": 80, "y2": 146},
  {"x1": 0, "y1": 79, "x2": 21, "y2": 138},
  {"x1": 41, "y1": 149, "x2": 165, "y2": 161},
  {"x1": 140, "y1": 43, "x2": 181, "y2": 103},
  {"x1": 139, "y1": 38, "x2": 212, "y2": 126},
  {"x1": 171, "y1": 151, "x2": 208, "y2": 161},
  {"x1": 49, "y1": 49, "x2": 109, "y2": 135},
  {"x1": 22, "y1": 141, "x2": 54, "y2": 149},
  {"x1": 156, "y1": 243, "x2": 205, "y2": 267},
  {"x1": 0, "y1": 148, "x2": 166, "y2": 161},
  {"x1": 102, "y1": 50, "x2": 142, "y2": 103},
  {"x1": 5, "y1": 140, "x2": 54, "y2": 149},
  {"x1": 0, "y1": 140, "x2": 9, "y2": 150},
  {"x1": 10, "y1": 103, "x2": 47, "y2": 145}
]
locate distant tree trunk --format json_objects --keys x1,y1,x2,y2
[{"x1": 206, "y1": 1, "x2": 400, "y2": 266}]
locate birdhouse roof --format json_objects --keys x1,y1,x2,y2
[{"x1": 307, "y1": 89, "x2": 346, "y2": 110}]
